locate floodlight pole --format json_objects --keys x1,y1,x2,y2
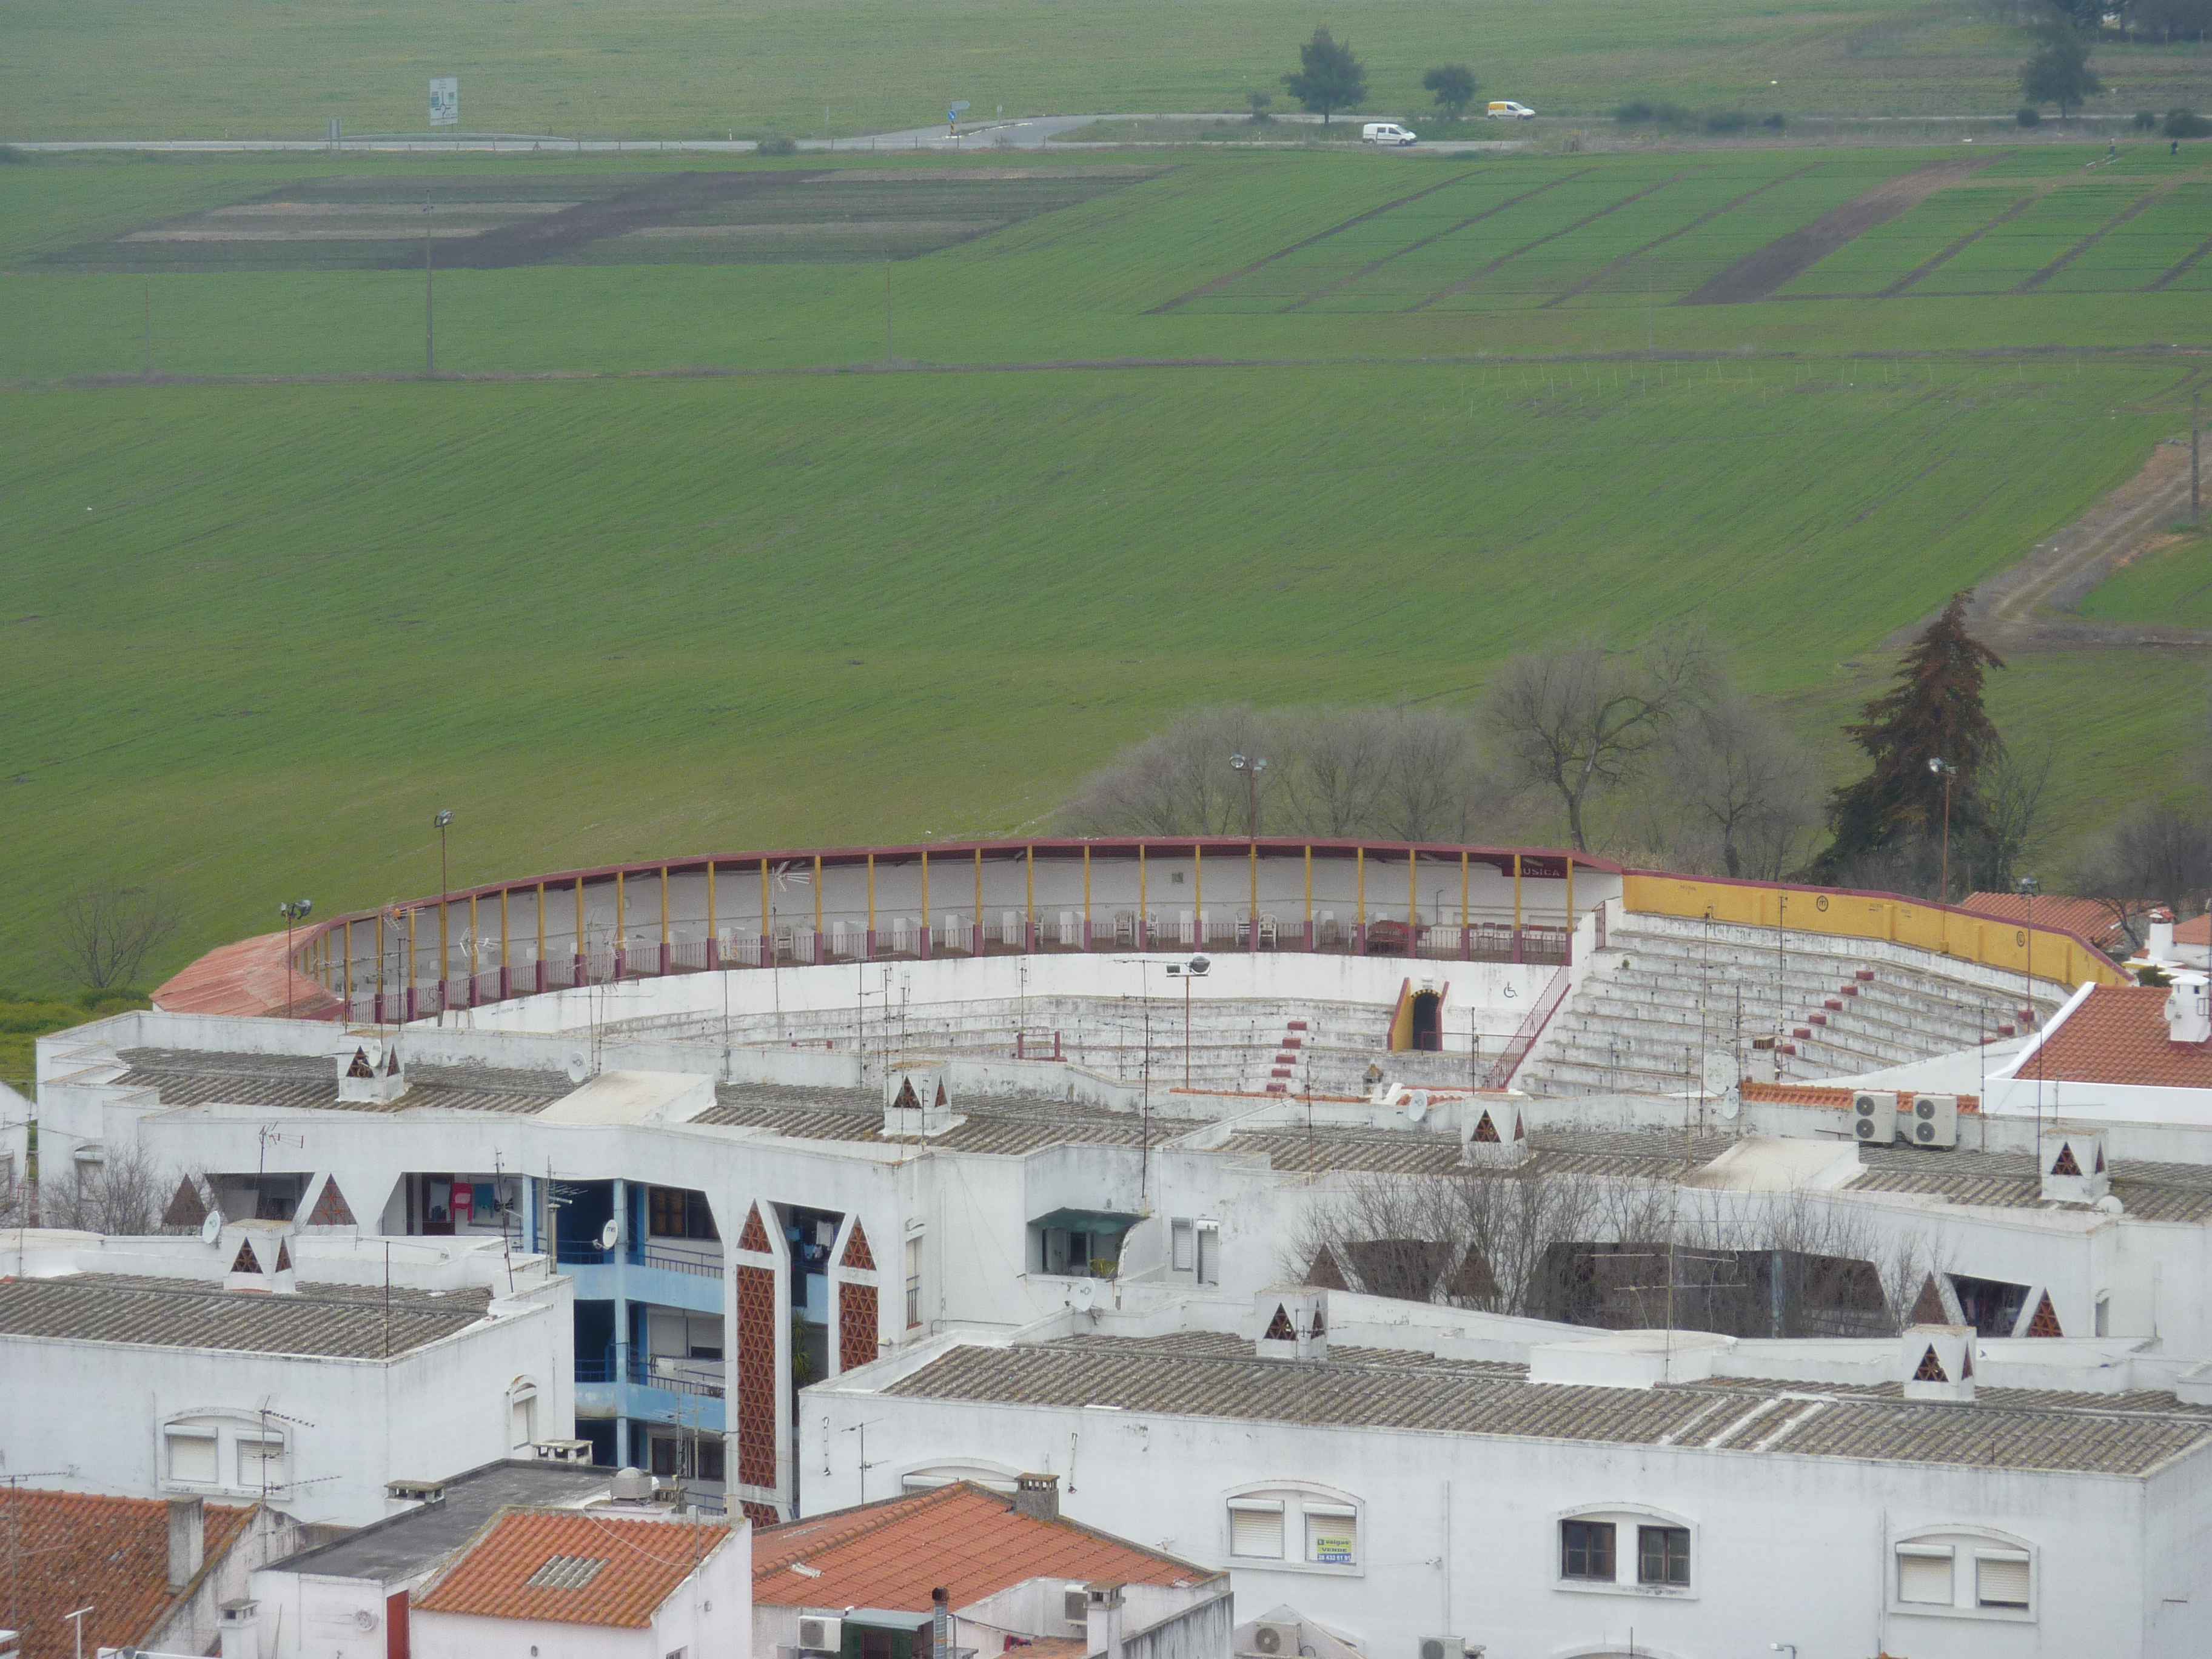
[
  {"x1": 278, "y1": 899, "x2": 313, "y2": 1017},
  {"x1": 1929, "y1": 758, "x2": 1956, "y2": 902},
  {"x1": 435, "y1": 809, "x2": 455, "y2": 1021}
]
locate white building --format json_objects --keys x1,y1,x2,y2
[
  {"x1": 0, "y1": 1224, "x2": 574, "y2": 1527},
  {"x1": 247, "y1": 1457, "x2": 618, "y2": 1659},
  {"x1": 809, "y1": 1288, "x2": 2212, "y2": 1659}
]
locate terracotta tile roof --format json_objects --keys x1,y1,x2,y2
[
  {"x1": 1740, "y1": 1081, "x2": 1981, "y2": 1114},
  {"x1": 0, "y1": 1490, "x2": 253, "y2": 1659},
  {"x1": 2179, "y1": 914, "x2": 2210, "y2": 947},
  {"x1": 151, "y1": 929, "x2": 341, "y2": 1020},
  {"x1": 413, "y1": 1509, "x2": 732, "y2": 1629},
  {"x1": 2029, "y1": 984, "x2": 2212, "y2": 1089},
  {"x1": 752, "y1": 1483, "x2": 1216, "y2": 1611},
  {"x1": 1961, "y1": 892, "x2": 2133, "y2": 950}
]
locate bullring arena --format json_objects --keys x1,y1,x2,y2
[{"x1": 155, "y1": 836, "x2": 2119, "y2": 1107}]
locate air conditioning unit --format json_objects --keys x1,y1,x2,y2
[
  {"x1": 1062, "y1": 1586, "x2": 1091, "y2": 1626},
  {"x1": 1906, "y1": 1093, "x2": 1959, "y2": 1149},
  {"x1": 797, "y1": 1615, "x2": 843, "y2": 1654},
  {"x1": 1852, "y1": 1090, "x2": 1899, "y2": 1144},
  {"x1": 1418, "y1": 1637, "x2": 1471, "y2": 1659},
  {"x1": 531, "y1": 1438, "x2": 592, "y2": 1464},
  {"x1": 1247, "y1": 1621, "x2": 1301, "y2": 1657}
]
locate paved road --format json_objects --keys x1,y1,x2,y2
[{"x1": 5, "y1": 112, "x2": 1531, "y2": 155}]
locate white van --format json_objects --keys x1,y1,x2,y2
[
  {"x1": 1360, "y1": 122, "x2": 1418, "y2": 146},
  {"x1": 1486, "y1": 101, "x2": 1535, "y2": 119}
]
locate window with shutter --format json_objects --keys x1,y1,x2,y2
[
  {"x1": 1196, "y1": 1222, "x2": 1219, "y2": 1287},
  {"x1": 165, "y1": 1428, "x2": 218, "y2": 1485},
  {"x1": 1229, "y1": 1501, "x2": 1285, "y2": 1559},
  {"x1": 1976, "y1": 1552, "x2": 2031, "y2": 1609},
  {"x1": 236, "y1": 1435, "x2": 286, "y2": 1490},
  {"x1": 1304, "y1": 1506, "x2": 1358, "y2": 1566},
  {"x1": 1897, "y1": 1547, "x2": 1954, "y2": 1604},
  {"x1": 1171, "y1": 1220, "x2": 1195, "y2": 1272}
]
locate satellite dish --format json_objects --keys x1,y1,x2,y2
[
  {"x1": 200, "y1": 1210, "x2": 225, "y2": 1245},
  {"x1": 1703, "y1": 1052, "x2": 1740, "y2": 1096},
  {"x1": 598, "y1": 1218, "x2": 621, "y2": 1252},
  {"x1": 1404, "y1": 1089, "x2": 1431, "y2": 1123},
  {"x1": 354, "y1": 1607, "x2": 380, "y2": 1633},
  {"x1": 565, "y1": 1051, "x2": 591, "y2": 1085}
]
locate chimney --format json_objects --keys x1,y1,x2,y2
[
  {"x1": 931, "y1": 1587, "x2": 950, "y2": 1659},
  {"x1": 1255, "y1": 1287, "x2": 1329, "y2": 1362},
  {"x1": 335, "y1": 1037, "x2": 407, "y2": 1105},
  {"x1": 1013, "y1": 1472, "x2": 1060, "y2": 1523},
  {"x1": 2167, "y1": 977, "x2": 2211, "y2": 1045},
  {"x1": 218, "y1": 1598, "x2": 261, "y2": 1659},
  {"x1": 1460, "y1": 1102, "x2": 1530, "y2": 1168},
  {"x1": 1900, "y1": 1324, "x2": 1976, "y2": 1405},
  {"x1": 885, "y1": 1070, "x2": 954, "y2": 1138},
  {"x1": 1084, "y1": 1584, "x2": 1125, "y2": 1659},
  {"x1": 2042, "y1": 1129, "x2": 2111, "y2": 1204},
  {"x1": 2148, "y1": 907, "x2": 2177, "y2": 961},
  {"x1": 167, "y1": 1495, "x2": 207, "y2": 1590}
]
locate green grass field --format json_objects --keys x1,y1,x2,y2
[
  {"x1": 5, "y1": 0, "x2": 2211, "y2": 138},
  {"x1": 5, "y1": 143, "x2": 2211, "y2": 991}
]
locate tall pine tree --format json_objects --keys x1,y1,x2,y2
[{"x1": 1815, "y1": 592, "x2": 2005, "y2": 881}]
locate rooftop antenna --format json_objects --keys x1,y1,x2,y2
[{"x1": 840, "y1": 1418, "x2": 883, "y2": 1504}]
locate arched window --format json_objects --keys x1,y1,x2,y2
[
  {"x1": 508, "y1": 1379, "x2": 540, "y2": 1450},
  {"x1": 1891, "y1": 1526, "x2": 2035, "y2": 1621},
  {"x1": 1222, "y1": 1481, "x2": 1363, "y2": 1574},
  {"x1": 1554, "y1": 1503, "x2": 1696, "y2": 1598}
]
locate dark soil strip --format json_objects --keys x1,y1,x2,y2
[
  {"x1": 1538, "y1": 161, "x2": 1820, "y2": 310},
  {"x1": 2150, "y1": 229, "x2": 2212, "y2": 291},
  {"x1": 1877, "y1": 185, "x2": 2054, "y2": 298},
  {"x1": 2016, "y1": 180, "x2": 2177, "y2": 293},
  {"x1": 1406, "y1": 176, "x2": 1681, "y2": 313},
  {"x1": 1678, "y1": 156, "x2": 1996, "y2": 307},
  {"x1": 377, "y1": 170, "x2": 831, "y2": 269},
  {"x1": 1144, "y1": 169, "x2": 1487, "y2": 314},
  {"x1": 1280, "y1": 170, "x2": 1590, "y2": 313}
]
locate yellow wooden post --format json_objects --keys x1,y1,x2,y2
[
  {"x1": 535, "y1": 882, "x2": 546, "y2": 970},
  {"x1": 574, "y1": 877, "x2": 585, "y2": 975},
  {"x1": 814, "y1": 854, "x2": 824, "y2": 948},
  {"x1": 1193, "y1": 842, "x2": 1202, "y2": 947},
  {"x1": 375, "y1": 910, "x2": 386, "y2": 1006},
  {"x1": 1461, "y1": 850, "x2": 1470, "y2": 957},
  {"x1": 659, "y1": 862, "x2": 670, "y2": 957},
  {"x1": 1025, "y1": 843, "x2": 1035, "y2": 949},
  {"x1": 866, "y1": 853, "x2": 877, "y2": 957},
  {"x1": 406, "y1": 906, "x2": 417, "y2": 999},
  {"x1": 1566, "y1": 856, "x2": 1576, "y2": 957},
  {"x1": 1303, "y1": 844, "x2": 1313, "y2": 947},
  {"x1": 343, "y1": 918, "x2": 352, "y2": 1011},
  {"x1": 1083, "y1": 844, "x2": 1093, "y2": 948},
  {"x1": 498, "y1": 886, "x2": 510, "y2": 977},
  {"x1": 1512, "y1": 853, "x2": 1523, "y2": 963},
  {"x1": 615, "y1": 871, "x2": 626, "y2": 972},
  {"x1": 761, "y1": 857, "x2": 773, "y2": 964},
  {"x1": 1407, "y1": 846, "x2": 1417, "y2": 928},
  {"x1": 468, "y1": 893, "x2": 479, "y2": 982},
  {"x1": 1138, "y1": 843, "x2": 1148, "y2": 948},
  {"x1": 921, "y1": 849, "x2": 931, "y2": 956},
  {"x1": 1248, "y1": 839, "x2": 1258, "y2": 951},
  {"x1": 706, "y1": 860, "x2": 717, "y2": 964},
  {"x1": 437, "y1": 888, "x2": 449, "y2": 993},
  {"x1": 1356, "y1": 846, "x2": 1366, "y2": 927}
]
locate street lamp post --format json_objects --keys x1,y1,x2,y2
[
  {"x1": 1229, "y1": 752, "x2": 1267, "y2": 839},
  {"x1": 434, "y1": 809, "x2": 455, "y2": 1021},
  {"x1": 277, "y1": 899, "x2": 313, "y2": 1018},
  {"x1": 1928, "y1": 757, "x2": 1956, "y2": 902}
]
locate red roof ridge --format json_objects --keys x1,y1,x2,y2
[{"x1": 0, "y1": 1490, "x2": 257, "y2": 1659}]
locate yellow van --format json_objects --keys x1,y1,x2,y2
[{"x1": 1486, "y1": 100, "x2": 1536, "y2": 119}]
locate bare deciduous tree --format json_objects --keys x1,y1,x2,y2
[
  {"x1": 55, "y1": 879, "x2": 180, "y2": 990},
  {"x1": 1293, "y1": 1168, "x2": 1951, "y2": 1338},
  {"x1": 1659, "y1": 696, "x2": 1822, "y2": 880},
  {"x1": 42, "y1": 1140, "x2": 204, "y2": 1235},
  {"x1": 1976, "y1": 737, "x2": 2056, "y2": 898},
  {"x1": 1061, "y1": 706, "x2": 1504, "y2": 842},
  {"x1": 2073, "y1": 798, "x2": 2212, "y2": 950},
  {"x1": 1483, "y1": 634, "x2": 1718, "y2": 852}
]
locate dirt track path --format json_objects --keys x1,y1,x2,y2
[{"x1": 1904, "y1": 434, "x2": 2210, "y2": 654}]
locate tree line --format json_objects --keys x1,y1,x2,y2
[
  {"x1": 1274, "y1": 28, "x2": 1486, "y2": 124},
  {"x1": 1057, "y1": 589, "x2": 2207, "y2": 936}
]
